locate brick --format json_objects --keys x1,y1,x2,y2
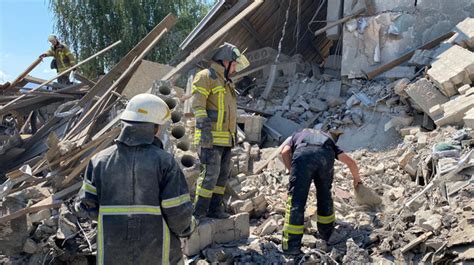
[
  {"x1": 458, "y1": 84, "x2": 471, "y2": 95},
  {"x1": 399, "y1": 126, "x2": 421, "y2": 136},
  {"x1": 452, "y1": 17, "x2": 474, "y2": 49},
  {"x1": 398, "y1": 149, "x2": 415, "y2": 169},
  {"x1": 427, "y1": 45, "x2": 474, "y2": 97},
  {"x1": 434, "y1": 93, "x2": 474, "y2": 126},
  {"x1": 405, "y1": 78, "x2": 449, "y2": 118}
]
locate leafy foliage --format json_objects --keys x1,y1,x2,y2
[{"x1": 49, "y1": 0, "x2": 213, "y2": 78}]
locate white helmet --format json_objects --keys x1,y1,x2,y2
[
  {"x1": 120, "y1": 94, "x2": 171, "y2": 125},
  {"x1": 48, "y1": 34, "x2": 57, "y2": 42}
]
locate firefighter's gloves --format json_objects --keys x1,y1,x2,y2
[
  {"x1": 196, "y1": 117, "x2": 213, "y2": 148},
  {"x1": 180, "y1": 216, "x2": 200, "y2": 238}
]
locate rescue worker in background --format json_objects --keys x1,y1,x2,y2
[
  {"x1": 280, "y1": 128, "x2": 362, "y2": 255},
  {"x1": 191, "y1": 43, "x2": 250, "y2": 219},
  {"x1": 76, "y1": 93, "x2": 196, "y2": 264},
  {"x1": 40, "y1": 34, "x2": 76, "y2": 85}
]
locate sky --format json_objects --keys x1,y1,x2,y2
[{"x1": 0, "y1": 0, "x2": 56, "y2": 84}]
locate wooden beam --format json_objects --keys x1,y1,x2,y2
[
  {"x1": 366, "y1": 31, "x2": 455, "y2": 80},
  {"x1": 162, "y1": 0, "x2": 264, "y2": 80},
  {"x1": 23, "y1": 75, "x2": 66, "y2": 90},
  {"x1": 400, "y1": 231, "x2": 433, "y2": 254},
  {"x1": 0, "y1": 182, "x2": 81, "y2": 224},
  {"x1": 7, "y1": 57, "x2": 42, "y2": 89},
  {"x1": 0, "y1": 40, "x2": 122, "y2": 110}
]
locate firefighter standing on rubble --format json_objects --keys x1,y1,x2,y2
[
  {"x1": 191, "y1": 43, "x2": 250, "y2": 219},
  {"x1": 40, "y1": 34, "x2": 76, "y2": 85},
  {"x1": 280, "y1": 128, "x2": 362, "y2": 255},
  {"x1": 76, "y1": 94, "x2": 196, "y2": 264}
]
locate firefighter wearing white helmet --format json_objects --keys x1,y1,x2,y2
[
  {"x1": 76, "y1": 93, "x2": 196, "y2": 264},
  {"x1": 191, "y1": 42, "x2": 250, "y2": 219},
  {"x1": 40, "y1": 34, "x2": 76, "y2": 85}
]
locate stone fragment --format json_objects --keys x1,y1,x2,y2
[
  {"x1": 258, "y1": 218, "x2": 278, "y2": 236},
  {"x1": 405, "y1": 78, "x2": 449, "y2": 118},
  {"x1": 458, "y1": 84, "x2": 471, "y2": 95},
  {"x1": 342, "y1": 238, "x2": 370, "y2": 264},
  {"x1": 452, "y1": 17, "x2": 474, "y2": 49},
  {"x1": 309, "y1": 98, "x2": 329, "y2": 112},
  {"x1": 29, "y1": 209, "x2": 51, "y2": 224},
  {"x1": 393, "y1": 78, "x2": 410, "y2": 97},
  {"x1": 23, "y1": 238, "x2": 38, "y2": 254},
  {"x1": 408, "y1": 49, "x2": 434, "y2": 67}
]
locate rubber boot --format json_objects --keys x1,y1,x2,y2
[
  {"x1": 193, "y1": 196, "x2": 211, "y2": 220},
  {"x1": 207, "y1": 194, "x2": 230, "y2": 219}
]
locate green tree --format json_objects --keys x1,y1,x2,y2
[{"x1": 49, "y1": 0, "x2": 213, "y2": 78}]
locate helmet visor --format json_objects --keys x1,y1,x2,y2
[{"x1": 235, "y1": 54, "x2": 250, "y2": 72}]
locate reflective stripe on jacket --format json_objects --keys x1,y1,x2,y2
[
  {"x1": 45, "y1": 43, "x2": 76, "y2": 73},
  {"x1": 77, "y1": 122, "x2": 193, "y2": 265},
  {"x1": 191, "y1": 63, "x2": 237, "y2": 147}
]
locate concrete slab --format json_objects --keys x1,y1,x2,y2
[
  {"x1": 318, "y1": 80, "x2": 342, "y2": 99},
  {"x1": 435, "y1": 93, "x2": 474, "y2": 126},
  {"x1": 405, "y1": 78, "x2": 449, "y2": 118},
  {"x1": 265, "y1": 114, "x2": 302, "y2": 140}
]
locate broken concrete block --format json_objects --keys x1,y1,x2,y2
[
  {"x1": 251, "y1": 194, "x2": 268, "y2": 217},
  {"x1": 458, "y1": 84, "x2": 471, "y2": 95},
  {"x1": 452, "y1": 17, "x2": 474, "y2": 49},
  {"x1": 398, "y1": 149, "x2": 416, "y2": 169},
  {"x1": 309, "y1": 98, "x2": 329, "y2": 112},
  {"x1": 417, "y1": 134, "x2": 428, "y2": 148},
  {"x1": 237, "y1": 115, "x2": 265, "y2": 144},
  {"x1": 463, "y1": 108, "x2": 474, "y2": 129},
  {"x1": 405, "y1": 78, "x2": 449, "y2": 118},
  {"x1": 354, "y1": 184, "x2": 382, "y2": 207},
  {"x1": 435, "y1": 93, "x2": 474, "y2": 126},
  {"x1": 384, "y1": 115, "x2": 414, "y2": 132},
  {"x1": 258, "y1": 218, "x2": 278, "y2": 236},
  {"x1": 233, "y1": 213, "x2": 250, "y2": 239},
  {"x1": 318, "y1": 80, "x2": 342, "y2": 99},
  {"x1": 427, "y1": 45, "x2": 474, "y2": 97},
  {"x1": 399, "y1": 126, "x2": 421, "y2": 136},
  {"x1": 245, "y1": 47, "x2": 279, "y2": 68},
  {"x1": 23, "y1": 238, "x2": 38, "y2": 254},
  {"x1": 429, "y1": 104, "x2": 444, "y2": 118},
  {"x1": 393, "y1": 78, "x2": 410, "y2": 97},
  {"x1": 182, "y1": 219, "x2": 214, "y2": 256},
  {"x1": 213, "y1": 218, "x2": 236, "y2": 244},
  {"x1": 265, "y1": 114, "x2": 302, "y2": 140},
  {"x1": 29, "y1": 209, "x2": 51, "y2": 224}
]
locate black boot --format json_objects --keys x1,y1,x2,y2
[
  {"x1": 207, "y1": 194, "x2": 230, "y2": 219},
  {"x1": 193, "y1": 196, "x2": 211, "y2": 220}
]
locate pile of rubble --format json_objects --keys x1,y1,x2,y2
[{"x1": 1, "y1": 6, "x2": 473, "y2": 265}]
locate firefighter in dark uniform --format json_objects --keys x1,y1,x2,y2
[
  {"x1": 76, "y1": 93, "x2": 196, "y2": 264},
  {"x1": 280, "y1": 128, "x2": 362, "y2": 255}
]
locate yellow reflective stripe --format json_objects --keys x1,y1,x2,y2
[
  {"x1": 213, "y1": 185, "x2": 226, "y2": 195},
  {"x1": 216, "y1": 92, "x2": 225, "y2": 131},
  {"x1": 161, "y1": 194, "x2": 191, "y2": 209},
  {"x1": 162, "y1": 221, "x2": 170, "y2": 265},
  {"x1": 195, "y1": 166, "x2": 206, "y2": 203},
  {"x1": 211, "y1": 86, "x2": 225, "y2": 94},
  {"x1": 194, "y1": 109, "x2": 208, "y2": 118},
  {"x1": 196, "y1": 186, "x2": 213, "y2": 198},
  {"x1": 98, "y1": 214, "x2": 104, "y2": 265},
  {"x1": 282, "y1": 195, "x2": 292, "y2": 250},
  {"x1": 82, "y1": 182, "x2": 97, "y2": 195},
  {"x1": 317, "y1": 213, "x2": 336, "y2": 224},
  {"x1": 283, "y1": 223, "x2": 304, "y2": 234},
  {"x1": 99, "y1": 205, "x2": 162, "y2": 215},
  {"x1": 192, "y1": 85, "x2": 210, "y2": 96}
]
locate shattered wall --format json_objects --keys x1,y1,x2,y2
[{"x1": 341, "y1": 0, "x2": 474, "y2": 78}]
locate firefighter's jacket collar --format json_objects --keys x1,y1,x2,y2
[{"x1": 117, "y1": 121, "x2": 162, "y2": 147}]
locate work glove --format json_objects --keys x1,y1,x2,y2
[
  {"x1": 39, "y1": 53, "x2": 47, "y2": 59},
  {"x1": 196, "y1": 117, "x2": 213, "y2": 148}
]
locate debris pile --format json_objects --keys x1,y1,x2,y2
[{"x1": 1, "y1": 1, "x2": 474, "y2": 264}]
